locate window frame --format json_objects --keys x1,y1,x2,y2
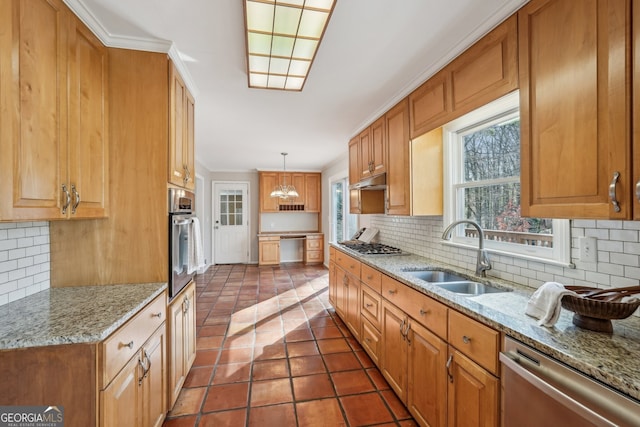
[
  {"x1": 329, "y1": 175, "x2": 357, "y2": 243},
  {"x1": 442, "y1": 92, "x2": 572, "y2": 267}
]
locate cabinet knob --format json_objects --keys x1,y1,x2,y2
[
  {"x1": 121, "y1": 340, "x2": 134, "y2": 349},
  {"x1": 152, "y1": 312, "x2": 162, "y2": 318},
  {"x1": 462, "y1": 335, "x2": 471, "y2": 344},
  {"x1": 388, "y1": 289, "x2": 397, "y2": 295},
  {"x1": 365, "y1": 303, "x2": 374, "y2": 308},
  {"x1": 419, "y1": 308, "x2": 428, "y2": 316}
]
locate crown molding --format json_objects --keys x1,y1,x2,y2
[{"x1": 63, "y1": 0, "x2": 199, "y2": 98}]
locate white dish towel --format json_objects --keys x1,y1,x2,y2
[
  {"x1": 187, "y1": 217, "x2": 205, "y2": 274},
  {"x1": 525, "y1": 282, "x2": 578, "y2": 327}
]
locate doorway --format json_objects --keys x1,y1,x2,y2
[{"x1": 212, "y1": 182, "x2": 250, "y2": 264}]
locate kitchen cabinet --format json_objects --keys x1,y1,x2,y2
[
  {"x1": 258, "y1": 171, "x2": 321, "y2": 212},
  {"x1": 634, "y1": 0, "x2": 640, "y2": 220},
  {"x1": 411, "y1": 128, "x2": 443, "y2": 216},
  {"x1": 335, "y1": 264, "x2": 360, "y2": 340},
  {"x1": 359, "y1": 116, "x2": 387, "y2": 179},
  {"x1": 168, "y1": 281, "x2": 196, "y2": 409},
  {"x1": 519, "y1": 0, "x2": 631, "y2": 219},
  {"x1": 349, "y1": 189, "x2": 385, "y2": 214},
  {"x1": 348, "y1": 136, "x2": 361, "y2": 186},
  {"x1": 304, "y1": 173, "x2": 322, "y2": 212},
  {"x1": 448, "y1": 15, "x2": 518, "y2": 120},
  {"x1": 0, "y1": 0, "x2": 108, "y2": 221},
  {"x1": 258, "y1": 236, "x2": 280, "y2": 265},
  {"x1": 386, "y1": 98, "x2": 411, "y2": 215},
  {"x1": 409, "y1": 69, "x2": 452, "y2": 139},
  {"x1": 169, "y1": 62, "x2": 195, "y2": 190},
  {"x1": 329, "y1": 247, "x2": 337, "y2": 306},
  {"x1": 304, "y1": 234, "x2": 324, "y2": 264},
  {"x1": 50, "y1": 49, "x2": 170, "y2": 286},
  {"x1": 102, "y1": 325, "x2": 167, "y2": 427}
]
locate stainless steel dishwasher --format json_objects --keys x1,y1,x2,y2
[{"x1": 500, "y1": 336, "x2": 640, "y2": 427}]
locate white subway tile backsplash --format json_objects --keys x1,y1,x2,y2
[
  {"x1": 0, "y1": 222, "x2": 50, "y2": 306},
  {"x1": 370, "y1": 215, "x2": 640, "y2": 317}
]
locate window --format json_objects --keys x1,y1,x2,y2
[
  {"x1": 219, "y1": 190, "x2": 243, "y2": 226},
  {"x1": 331, "y1": 177, "x2": 357, "y2": 242},
  {"x1": 443, "y1": 92, "x2": 570, "y2": 265}
]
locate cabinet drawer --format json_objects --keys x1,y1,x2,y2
[
  {"x1": 259, "y1": 235, "x2": 280, "y2": 242},
  {"x1": 306, "y1": 237, "x2": 322, "y2": 250},
  {"x1": 305, "y1": 250, "x2": 323, "y2": 263},
  {"x1": 360, "y1": 316, "x2": 381, "y2": 366},
  {"x1": 360, "y1": 283, "x2": 381, "y2": 329},
  {"x1": 335, "y1": 251, "x2": 361, "y2": 277},
  {"x1": 382, "y1": 275, "x2": 448, "y2": 340},
  {"x1": 360, "y1": 264, "x2": 382, "y2": 293},
  {"x1": 448, "y1": 310, "x2": 499, "y2": 375},
  {"x1": 101, "y1": 292, "x2": 166, "y2": 387}
]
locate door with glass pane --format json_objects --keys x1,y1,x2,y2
[{"x1": 213, "y1": 182, "x2": 249, "y2": 264}]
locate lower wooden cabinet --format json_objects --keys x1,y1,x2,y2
[
  {"x1": 446, "y1": 349, "x2": 499, "y2": 427},
  {"x1": 304, "y1": 235, "x2": 324, "y2": 264},
  {"x1": 258, "y1": 236, "x2": 280, "y2": 266},
  {"x1": 101, "y1": 325, "x2": 166, "y2": 427},
  {"x1": 335, "y1": 264, "x2": 360, "y2": 339},
  {"x1": 381, "y1": 300, "x2": 409, "y2": 402},
  {"x1": 168, "y1": 281, "x2": 197, "y2": 409}
]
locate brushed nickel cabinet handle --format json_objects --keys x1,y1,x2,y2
[
  {"x1": 61, "y1": 184, "x2": 71, "y2": 214},
  {"x1": 446, "y1": 354, "x2": 454, "y2": 383},
  {"x1": 462, "y1": 335, "x2": 471, "y2": 344},
  {"x1": 609, "y1": 171, "x2": 621, "y2": 212},
  {"x1": 152, "y1": 312, "x2": 162, "y2": 318},
  {"x1": 122, "y1": 340, "x2": 134, "y2": 349},
  {"x1": 635, "y1": 180, "x2": 640, "y2": 203},
  {"x1": 71, "y1": 184, "x2": 80, "y2": 214}
]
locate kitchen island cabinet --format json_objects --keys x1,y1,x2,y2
[
  {"x1": 0, "y1": 283, "x2": 167, "y2": 427},
  {"x1": 519, "y1": 0, "x2": 631, "y2": 219},
  {"x1": 0, "y1": 0, "x2": 109, "y2": 222}
]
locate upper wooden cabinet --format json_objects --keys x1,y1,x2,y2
[
  {"x1": 348, "y1": 136, "x2": 360, "y2": 186},
  {"x1": 359, "y1": 117, "x2": 387, "y2": 179},
  {"x1": 0, "y1": 0, "x2": 108, "y2": 221},
  {"x1": 258, "y1": 171, "x2": 321, "y2": 213},
  {"x1": 386, "y1": 98, "x2": 411, "y2": 215},
  {"x1": 449, "y1": 15, "x2": 518, "y2": 118},
  {"x1": 169, "y1": 62, "x2": 195, "y2": 190},
  {"x1": 408, "y1": 16, "x2": 517, "y2": 139},
  {"x1": 519, "y1": 0, "x2": 631, "y2": 219},
  {"x1": 411, "y1": 128, "x2": 443, "y2": 216},
  {"x1": 409, "y1": 69, "x2": 452, "y2": 139}
]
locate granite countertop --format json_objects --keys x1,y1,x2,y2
[
  {"x1": 331, "y1": 243, "x2": 640, "y2": 402},
  {"x1": 0, "y1": 282, "x2": 167, "y2": 350}
]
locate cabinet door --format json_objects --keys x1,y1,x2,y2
[
  {"x1": 349, "y1": 189, "x2": 361, "y2": 214},
  {"x1": 184, "y1": 90, "x2": 195, "y2": 190},
  {"x1": 304, "y1": 173, "x2": 321, "y2": 212},
  {"x1": 68, "y1": 14, "x2": 109, "y2": 219},
  {"x1": 258, "y1": 239, "x2": 280, "y2": 265},
  {"x1": 334, "y1": 266, "x2": 347, "y2": 319},
  {"x1": 0, "y1": 0, "x2": 69, "y2": 220},
  {"x1": 290, "y1": 173, "x2": 305, "y2": 204},
  {"x1": 345, "y1": 274, "x2": 360, "y2": 340},
  {"x1": 183, "y1": 282, "x2": 197, "y2": 375},
  {"x1": 411, "y1": 128, "x2": 443, "y2": 216},
  {"x1": 407, "y1": 321, "x2": 447, "y2": 427},
  {"x1": 141, "y1": 326, "x2": 167, "y2": 427},
  {"x1": 385, "y1": 99, "x2": 411, "y2": 215},
  {"x1": 409, "y1": 68, "x2": 451, "y2": 139},
  {"x1": 370, "y1": 116, "x2": 386, "y2": 176},
  {"x1": 380, "y1": 300, "x2": 408, "y2": 402},
  {"x1": 447, "y1": 349, "x2": 499, "y2": 427},
  {"x1": 633, "y1": 0, "x2": 640, "y2": 219},
  {"x1": 328, "y1": 261, "x2": 337, "y2": 306},
  {"x1": 359, "y1": 127, "x2": 371, "y2": 179},
  {"x1": 259, "y1": 172, "x2": 280, "y2": 212},
  {"x1": 519, "y1": 0, "x2": 631, "y2": 219},
  {"x1": 168, "y1": 294, "x2": 185, "y2": 409},
  {"x1": 169, "y1": 63, "x2": 187, "y2": 188},
  {"x1": 348, "y1": 136, "x2": 360, "y2": 185},
  {"x1": 101, "y1": 352, "x2": 140, "y2": 427},
  {"x1": 449, "y1": 15, "x2": 518, "y2": 117}
]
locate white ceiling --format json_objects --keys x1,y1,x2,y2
[{"x1": 73, "y1": 0, "x2": 527, "y2": 172}]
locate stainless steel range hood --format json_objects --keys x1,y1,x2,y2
[{"x1": 350, "y1": 173, "x2": 386, "y2": 190}]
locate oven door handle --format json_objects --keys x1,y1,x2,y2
[
  {"x1": 173, "y1": 219, "x2": 192, "y2": 226},
  {"x1": 500, "y1": 352, "x2": 616, "y2": 427}
]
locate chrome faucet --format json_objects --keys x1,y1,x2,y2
[{"x1": 441, "y1": 220, "x2": 492, "y2": 277}]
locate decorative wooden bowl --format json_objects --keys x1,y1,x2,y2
[{"x1": 562, "y1": 286, "x2": 640, "y2": 333}]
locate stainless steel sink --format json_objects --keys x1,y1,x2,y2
[
  {"x1": 403, "y1": 270, "x2": 468, "y2": 283},
  {"x1": 434, "y1": 281, "x2": 508, "y2": 296}
]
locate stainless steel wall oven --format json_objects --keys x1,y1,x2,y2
[{"x1": 168, "y1": 188, "x2": 195, "y2": 299}]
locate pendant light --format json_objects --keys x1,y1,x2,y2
[{"x1": 270, "y1": 152, "x2": 299, "y2": 199}]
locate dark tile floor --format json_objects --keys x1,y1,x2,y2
[{"x1": 162, "y1": 263, "x2": 418, "y2": 427}]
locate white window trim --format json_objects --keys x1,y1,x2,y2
[{"x1": 442, "y1": 92, "x2": 573, "y2": 268}]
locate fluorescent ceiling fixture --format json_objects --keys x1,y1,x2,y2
[{"x1": 244, "y1": 0, "x2": 336, "y2": 91}]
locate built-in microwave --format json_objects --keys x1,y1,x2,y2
[{"x1": 168, "y1": 188, "x2": 195, "y2": 299}]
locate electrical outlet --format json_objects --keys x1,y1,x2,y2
[{"x1": 580, "y1": 236, "x2": 597, "y2": 263}]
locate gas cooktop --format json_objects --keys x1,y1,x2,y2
[{"x1": 339, "y1": 241, "x2": 404, "y2": 255}]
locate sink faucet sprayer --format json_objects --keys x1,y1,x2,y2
[{"x1": 441, "y1": 220, "x2": 492, "y2": 277}]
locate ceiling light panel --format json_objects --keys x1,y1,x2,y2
[{"x1": 244, "y1": 0, "x2": 336, "y2": 91}]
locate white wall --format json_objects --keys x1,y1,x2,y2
[{"x1": 0, "y1": 222, "x2": 50, "y2": 306}]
